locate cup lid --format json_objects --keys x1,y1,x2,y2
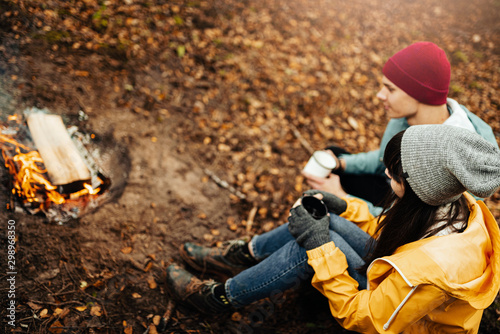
[{"x1": 313, "y1": 151, "x2": 336, "y2": 169}]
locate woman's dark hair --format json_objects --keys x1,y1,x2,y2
[{"x1": 358, "y1": 130, "x2": 469, "y2": 273}]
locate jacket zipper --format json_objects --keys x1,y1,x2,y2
[{"x1": 367, "y1": 258, "x2": 419, "y2": 330}]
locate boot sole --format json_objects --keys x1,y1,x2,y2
[{"x1": 164, "y1": 279, "x2": 221, "y2": 317}]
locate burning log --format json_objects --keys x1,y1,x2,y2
[
  {"x1": 0, "y1": 109, "x2": 111, "y2": 223},
  {"x1": 27, "y1": 113, "x2": 91, "y2": 186}
]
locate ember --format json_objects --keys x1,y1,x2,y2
[{"x1": 0, "y1": 108, "x2": 111, "y2": 223}]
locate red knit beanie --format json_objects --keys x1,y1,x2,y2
[{"x1": 382, "y1": 42, "x2": 450, "y2": 105}]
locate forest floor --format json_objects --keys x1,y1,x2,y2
[{"x1": 0, "y1": 0, "x2": 499, "y2": 333}]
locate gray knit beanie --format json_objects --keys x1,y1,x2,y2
[{"x1": 401, "y1": 125, "x2": 500, "y2": 206}]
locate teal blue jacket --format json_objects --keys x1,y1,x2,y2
[
  {"x1": 342, "y1": 99, "x2": 499, "y2": 176},
  {"x1": 340, "y1": 99, "x2": 499, "y2": 215}
]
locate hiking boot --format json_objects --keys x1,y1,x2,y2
[
  {"x1": 179, "y1": 240, "x2": 257, "y2": 279},
  {"x1": 165, "y1": 263, "x2": 231, "y2": 315}
]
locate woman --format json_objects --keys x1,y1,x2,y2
[{"x1": 166, "y1": 125, "x2": 500, "y2": 333}]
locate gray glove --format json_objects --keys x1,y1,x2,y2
[
  {"x1": 303, "y1": 189, "x2": 347, "y2": 215},
  {"x1": 288, "y1": 205, "x2": 330, "y2": 250}
]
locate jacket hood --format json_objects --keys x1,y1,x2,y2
[{"x1": 369, "y1": 193, "x2": 500, "y2": 310}]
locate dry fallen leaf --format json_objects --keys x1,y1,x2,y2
[
  {"x1": 262, "y1": 222, "x2": 275, "y2": 232},
  {"x1": 148, "y1": 276, "x2": 157, "y2": 289},
  {"x1": 90, "y1": 305, "x2": 102, "y2": 317},
  {"x1": 59, "y1": 308, "x2": 71, "y2": 319},
  {"x1": 27, "y1": 301, "x2": 42, "y2": 310},
  {"x1": 347, "y1": 116, "x2": 359, "y2": 130},
  {"x1": 149, "y1": 324, "x2": 158, "y2": 334},
  {"x1": 74, "y1": 70, "x2": 89, "y2": 77},
  {"x1": 93, "y1": 280, "x2": 105, "y2": 288},
  {"x1": 144, "y1": 261, "x2": 154, "y2": 272},
  {"x1": 217, "y1": 143, "x2": 231, "y2": 152},
  {"x1": 121, "y1": 247, "x2": 133, "y2": 254},
  {"x1": 231, "y1": 312, "x2": 243, "y2": 321},
  {"x1": 258, "y1": 207, "x2": 268, "y2": 218},
  {"x1": 48, "y1": 320, "x2": 63, "y2": 334}
]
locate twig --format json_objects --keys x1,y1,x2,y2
[
  {"x1": 18, "y1": 315, "x2": 40, "y2": 322},
  {"x1": 53, "y1": 283, "x2": 73, "y2": 296},
  {"x1": 51, "y1": 290, "x2": 77, "y2": 297},
  {"x1": 29, "y1": 300, "x2": 84, "y2": 307},
  {"x1": 246, "y1": 206, "x2": 258, "y2": 233},
  {"x1": 157, "y1": 299, "x2": 176, "y2": 333},
  {"x1": 43, "y1": 325, "x2": 122, "y2": 330},
  {"x1": 79, "y1": 288, "x2": 104, "y2": 302},
  {"x1": 127, "y1": 256, "x2": 147, "y2": 272},
  {"x1": 34, "y1": 280, "x2": 55, "y2": 295},
  {"x1": 63, "y1": 262, "x2": 78, "y2": 286},
  {"x1": 203, "y1": 169, "x2": 246, "y2": 200},
  {"x1": 289, "y1": 123, "x2": 315, "y2": 155}
]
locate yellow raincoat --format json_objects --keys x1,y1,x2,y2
[{"x1": 307, "y1": 193, "x2": 500, "y2": 333}]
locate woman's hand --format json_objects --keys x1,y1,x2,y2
[
  {"x1": 288, "y1": 205, "x2": 330, "y2": 250},
  {"x1": 302, "y1": 189, "x2": 347, "y2": 215}
]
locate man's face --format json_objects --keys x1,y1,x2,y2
[{"x1": 376, "y1": 76, "x2": 419, "y2": 121}]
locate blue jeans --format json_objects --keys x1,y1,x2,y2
[{"x1": 225, "y1": 215, "x2": 374, "y2": 307}]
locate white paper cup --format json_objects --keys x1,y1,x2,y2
[{"x1": 303, "y1": 151, "x2": 337, "y2": 178}]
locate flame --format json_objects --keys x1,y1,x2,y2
[
  {"x1": 69, "y1": 183, "x2": 101, "y2": 199},
  {"x1": 1, "y1": 124, "x2": 105, "y2": 214},
  {"x1": 84, "y1": 183, "x2": 100, "y2": 195},
  {"x1": 1, "y1": 135, "x2": 65, "y2": 207}
]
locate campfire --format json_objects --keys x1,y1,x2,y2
[{"x1": 0, "y1": 108, "x2": 111, "y2": 223}]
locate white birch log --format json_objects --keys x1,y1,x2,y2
[{"x1": 27, "y1": 113, "x2": 91, "y2": 186}]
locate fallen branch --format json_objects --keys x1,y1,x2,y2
[
  {"x1": 203, "y1": 169, "x2": 246, "y2": 200},
  {"x1": 289, "y1": 123, "x2": 315, "y2": 155},
  {"x1": 29, "y1": 300, "x2": 84, "y2": 307},
  {"x1": 246, "y1": 205, "x2": 258, "y2": 233},
  {"x1": 156, "y1": 299, "x2": 176, "y2": 333}
]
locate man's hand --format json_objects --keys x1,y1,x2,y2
[
  {"x1": 288, "y1": 205, "x2": 330, "y2": 250},
  {"x1": 302, "y1": 172, "x2": 349, "y2": 198}
]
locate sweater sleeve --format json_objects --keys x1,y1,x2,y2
[
  {"x1": 340, "y1": 119, "x2": 409, "y2": 176},
  {"x1": 307, "y1": 243, "x2": 449, "y2": 333},
  {"x1": 341, "y1": 149, "x2": 383, "y2": 175}
]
